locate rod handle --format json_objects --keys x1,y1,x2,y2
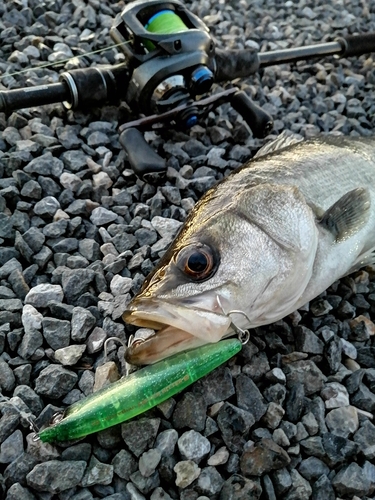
[
  {"x1": 119, "y1": 127, "x2": 166, "y2": 183},
  {"x1": 337, "y1": 33, "x2": 375, "y2": 58},
  {"x1": 214, "y1": 48, "x2": 260, "y2": 82}
]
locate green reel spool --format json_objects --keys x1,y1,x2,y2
[{"x1": 144, "y1": 9, "x2": 188, "y2": 50}]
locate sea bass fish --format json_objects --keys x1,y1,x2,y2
[{"x1": 123, "y1": 133, "x2": 375, "y2": 365}]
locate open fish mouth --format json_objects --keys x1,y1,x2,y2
[{"x1": 123, "y1": 298, "x2": 232, "y2": 365}]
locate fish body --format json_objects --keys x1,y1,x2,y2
[{"x1": 124, "y1": 134, "x2": 375, "y2": 364}]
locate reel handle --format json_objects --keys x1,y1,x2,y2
[
  {"x1": 119, "y1": 127, "x2": 166, "y2": 183},
  {"x1": 231, "y1": 91, "x2": 273, "y2": 138}
]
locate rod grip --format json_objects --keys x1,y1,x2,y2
[
  {"x1": 0, "y1": 83, "x2": 69, "y2": 113},
  {"x1": 337, "y1": 33, "x2": 375, "y2": 57},
  {"x1": 119, "y1": 128, "x2": 166, "y2": 183},
  {"x1": 214, "y1": 48, "x2": 260, "y2": 82}
]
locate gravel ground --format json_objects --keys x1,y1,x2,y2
[{"x1": 1, "y1": 0, "x2": 375, "y2": 499}]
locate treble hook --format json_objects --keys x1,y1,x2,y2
[{"x1": 216, "y1": 297, "x2": 251, "y2": 345}]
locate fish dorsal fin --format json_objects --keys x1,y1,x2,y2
[
  {"x1": 254, "y1": 130, "x2": 303, "y2": 159},
  {"x1": 319, "y1": 187, "x2": 371, "y2": 242}
]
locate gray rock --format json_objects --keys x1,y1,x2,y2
[
  {"x1": 262, "y1": 402, "x2": 285, "y2": 430},
  {"x1": 17, "y1": 329, "x2": 43, "y2": 360},
  {"x1": 111, "y1": 449, "x2": 137, "y2": 481},
  {"x1": 321, "y1": 382, "x2": 349, "y2": 408},
  {"x1": 0, "y1": 430, "x2": 23, "y2": 464},
  {"x1": 177, "y1": 430, "x2": 211, "y2": 463},
  {"x1": 24, "y1": 153, "x2": 64, "y2": 177},
  {"x1": 61, "y1": 268, "x2": 96, "y2": 304},
  {"x1": 71, "y1": 306, "x2": 96, "y2": 342},
  {"x1": 312, "y1": 474, "x2": 335, "y2": 500},
  {"x1": 155, "y1": 429, "x2": 178, "y2": 457},
  {"x1": 121, "y1": 418, "x2": 160, "y2": 457},
  {"x1": 42, "y1": 317, "x2": 70, "y2": 350},
  {"x1": 220, "y1": 474, "x2": 262, "y2": 500},
  {"x1": 325, "y1": 406, "x2": 359, "y2": 438},
  {"x1": 35, "y1": 365, "x2": 78, "y2": 399},
  {"x1": 285, "y1": 360, "x2": 325, "y2": 396},
  {"x1": 26, "y1": 460, "x2": 86, "y2": 493},
  {"x1": 298, "y1": 457, "x2": 330, "y2": 481},
  {"x1": 193, "y1": 365, "x2": 235, "y2": 405},
  {"x1": 25, "y1": 284, "x2": 64, "y2": 308},
  {"x1": 55, "y1": 344, "x2": 86, "y2": 365},
  {"x1": 271, "y1": 467, "x2": 292, "y2": 496},
  {"x1": 90, "y1": 207, "x2": 118, "y2": 225},
  {"x1": 5, "y1": 483, "x2": 37, "y2": 500},
  {"x1": 217, "y1": 402, "x2": 255, "y2": 454},
  {"x1": 196, "y1": 466, "x2": 224, "y2": 496},
  {"x1": 33, "y1": 196, "x2": 60, "y2": 217},
  {"x1": 236, "y1": 373, "x2": 267, "y2": 421},
  {"x1": 0, "y1": 360, "x2": 16, "y2": 392},
  {"x1": 332, "y1": 462, "x2": 371, "y2": 497},
  {"x1": 354, "y1": 420, "x2": 375, "y2": 458},
  {"x1": 295, "y1": 326, "x2": 324, "y2": 354},
  {"x1": 284, "y1": 470, "x2": 312, "y2": 500},
  {"x1": 151, "y1": 216, "x2": 182, "y2": 239},
  {"x1": 174, "y1": 460, "x2": 201, "y2": 488},
  {"x1": 80, "y1": 455, "x2": 113, "y2": 487},
  {"x1": 86, "y1": 327, "x2": 107, "y2": 354},
  {"x1": 172, "y1": 392, "x2": 206, "y2": 431},
  {"x1": 240, "y1": 438, "x2": 291, "y2": 477},
  {"x1": 139, "y1": 449, "x2": 162, "y2": 477},
  {"x1": 129, "y1": 470, "x2": 160, "y2": 495}
]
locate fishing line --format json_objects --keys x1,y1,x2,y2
[
  {"x1": 0, "y1": 393, "x2": 39, "y2": 433},
  {"x1": 1, "y1": 40, "x2": 131, "y2": 79}
]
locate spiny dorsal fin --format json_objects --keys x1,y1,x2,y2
[
  {"x1": 319, "y1": 187, "x2": 371, "y2": 242},
  {"x1": 253, "y1": 130, "x2": 303, "y2": 159}
]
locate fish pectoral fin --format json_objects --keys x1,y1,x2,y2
[{"x1": 318, "y1": 187, "x2": 371, "y2": 242}]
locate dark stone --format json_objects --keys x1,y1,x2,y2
[
  {"x1": 26, "y1": 460, "x2": 86, "y2": 493},
  {"x1": 322, "y1": 432, "x2": 359, "y2": 466},
  {"x1": 172, "y1": 392, "x2": 206, "y2": 431},
  {"x1": 284, "y1": 360, "x2": 325, "y2": 396},
  {"x1": 271, "y1": 467, "x2": 292, "y2": 496},
  {"x1": 3, "y1": 452, "x2": 39, "y2": 488},
  {"x1": 240, "y1": 438, "x2": 291, "y2": 477},
  {"x1": 217, "y1": 402, "x2": 255, "y2": 454},
  {"x1": 121, "y1": 418, "x2": 160, "y2": 457},
  {"x1": 295, "y1": 326, "x2": 324, "y2": 354},
  {"x1": 34, "y1": 365, "x2": 78, "y2": 399},
  {"x1": 236, "y1": 373, "x2": 267, "y2": 421},
  {"x1": 193, "y1": 365, "x2": 235, "y2": 405},
  {"x1": 298, "y1": 457, "x2": 330, "y2": 481},
  {"x1": 219, "y1": 474, "x2": 262, "y2": 500},
  {"x1": 284, "y1": 383, "x2": 305, "y2": 423},
  {"x1": 312, "y1": 474, "x2": 335, "y2": 500},
  {"x1": 61, "y1": 268, "x2": 96, "y2": 303},
  {"x1": 332, "y1": 462, "x2": 371, "y2": 497}
]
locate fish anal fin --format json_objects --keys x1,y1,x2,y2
[{"x1": 319, "y1": 188, "x2": 371, "y2": 242}]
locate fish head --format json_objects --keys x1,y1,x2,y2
[{"x1": 124, "y1": 181, "x2": 319, "y2": 364}]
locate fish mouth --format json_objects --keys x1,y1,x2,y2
[{"x1": 123, "y1": 298, "x2": 232, "y2": 365}]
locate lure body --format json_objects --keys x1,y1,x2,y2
[{"x1": 38, "y1": 339, "x2": 241, "y2": 442}]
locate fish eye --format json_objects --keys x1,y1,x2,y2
[{"x1": 176, "y1": 244, "x2": 217, "y2": 280}]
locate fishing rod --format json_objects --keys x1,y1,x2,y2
[{"x1": 1, "y1": 0, "x2": 375, "y2": 183}]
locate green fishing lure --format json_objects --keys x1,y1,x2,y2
[{"x1": 37, "y1": 338, "x2": 242, "y2": 443}]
